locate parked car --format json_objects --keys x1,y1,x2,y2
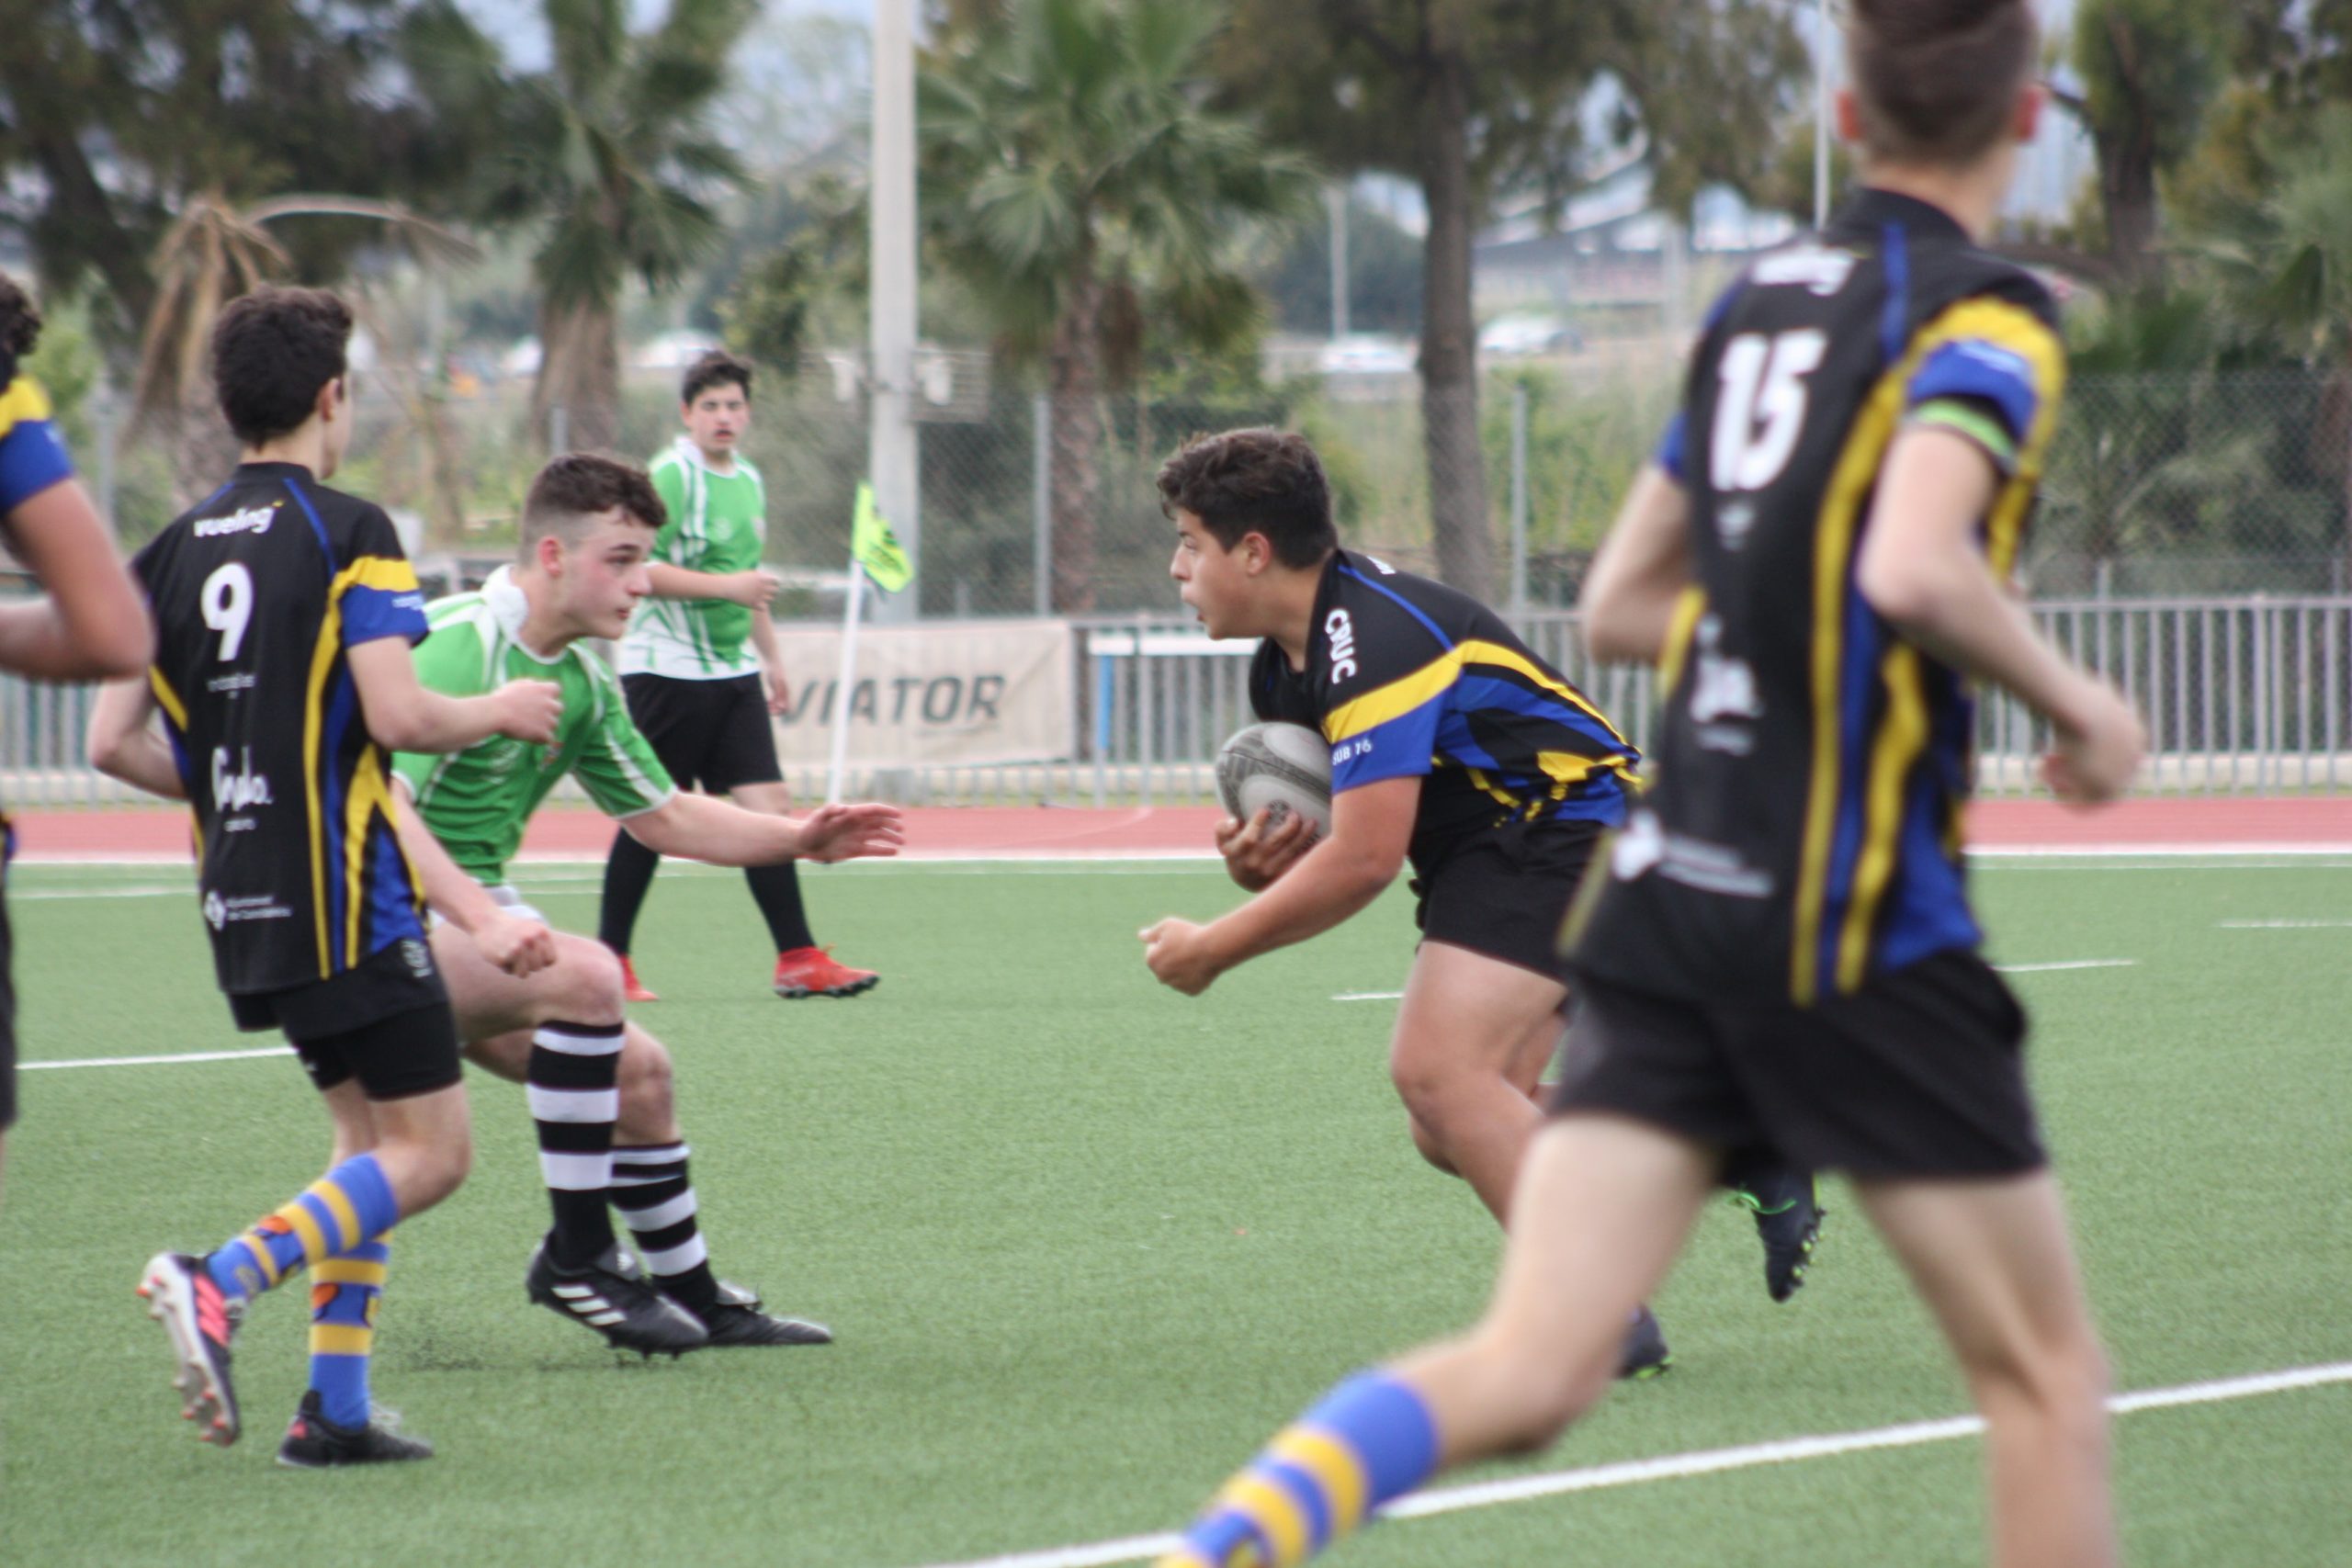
[
  {"x1": 1316, "y1": 333, "x2": 1417, "y2": 376},
  {"x1": 1478, "y1": 311, "x2": 1582, "y2": 357}
]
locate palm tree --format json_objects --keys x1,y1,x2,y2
[
  {"x1": 130, "y1": 193, "x2": 479, "y2": 505},
  {"x1": 476, "y1": 0, "x2": 756, "y2": 455},
  {"x1": 921, "y1": 0, "x2": 1317, "y2": 612}
]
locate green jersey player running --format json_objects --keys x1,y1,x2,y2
[{"x1": 390, "y1": 453, "x2": 902, "y2": 1355}]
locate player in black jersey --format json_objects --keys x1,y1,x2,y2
[
  {"x1": 1138, "y1": 428, "x2": 1818, "y2": 1377},
  {"x1": 0, "y1": 270, "x2": 154, "y2": 1207},
  {"x1": 88, "y1": 287, "x2": 567, "y2": 1464},
  {"x1": 1153, "y1": 5, "x2": 2142, "y2": 1565}
]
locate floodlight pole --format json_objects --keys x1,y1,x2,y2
[
  {"x1": 1814, "y1": 0, "x2": 1831, "y2": 229},
  {"x1": 870, "y1": 0, "x2": 921, "y2": 624}
]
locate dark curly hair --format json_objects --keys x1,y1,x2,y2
[
  {"x1": 1155, "y1": 428, "x2": 1338, "y2": 569},
  {"x1": 681, "y1": 349, "x2": 752, "y2": 407},
  {"x1": 0, "y1": 271, "x2": 44, "y2": 393}
]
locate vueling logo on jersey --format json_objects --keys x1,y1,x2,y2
[
  {"x1": 1327, "y1": 609, "x2": 1359, "y2": 682},
  {"x1": 193, "y1": 503, "x2": 277, "y2": 538}
]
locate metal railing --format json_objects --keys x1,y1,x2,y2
[{"x1": 11, "y1": 595, "x2": 2349, "y2": 812}]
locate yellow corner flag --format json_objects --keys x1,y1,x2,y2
[{"x1": 851, "y1": 481, "x2": 913, "y2": 593}]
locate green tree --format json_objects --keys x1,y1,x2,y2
[
  {"x1": 1207, "y1": 0, "x2": 1802, "y2": 599},
  {"x1": 0, "y1": 1, "x2": 481, "y2": 350},
  {"x1": 2052, "y1": 0, "x2": 2228, "y2": 282},
  {"x1": 921, "y1": 0, "x2": 1318, "y2": 612},
  {"x1": 451, "y1": 0, "x2": 758, "y2": 455}
]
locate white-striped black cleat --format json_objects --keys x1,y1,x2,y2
[{"x1": 526, "y1": 1237, "x2": 708, "y2": 1358}]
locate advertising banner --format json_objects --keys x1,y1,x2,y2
[{"x1": 768, "y1": 618, "x2": 1075, "y2": 766}]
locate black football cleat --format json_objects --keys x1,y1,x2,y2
[
  {"x1": 277, "y1": 1390, "x2": 435, "y2": 1468},
  {"x1": 138, "y1": 1251, "x2": 243, "y2": 1447},
  {"x1": 1616, "y1": 1304, "x2": 1672, "y2": 1380},
  {"x1": 695, "y1": 1301, "x2": 835, "y2": 1348},
  {"x1": 526, "y1": 1238, "x2": 708, "y2": 1358},
  {"x1": 1733, "y1": 1166, "x2": 1824, "y2": 1303}
]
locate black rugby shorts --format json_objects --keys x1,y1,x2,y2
[
  {"x1": 1412, "y1": 817, "x2": 1608, "y2": 987},
  {"x1": 622, "y1": 671, "x2": 784, "y2": 795},
  {"x1": 228, "y1": 938, "x2": 462, "y2": 1101},
  {"x1": 1549, "y1": 947, "x2": 2046, "y2": 1179}
]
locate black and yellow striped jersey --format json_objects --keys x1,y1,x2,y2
[
  {"x1": 132, "y1": 463, "x2": 433, "y2": 995},
  {"x1": 1250, "y1": 549, "x2": 1637, "y2": 870},
  {"x1": 1568, "y1": 188, "x2": 2064, "y2": 1006}
]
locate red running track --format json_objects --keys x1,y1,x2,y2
[{"x1": 12, "y1": 795, "x2": 2352, "y2": 863}]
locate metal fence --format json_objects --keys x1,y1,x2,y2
[
  {"x1": 69, "y1": 362, "x2": 2352, "y2": 616},
  {"x1": 17, "y1": 596, "x2": 2349, "y2": 812}
]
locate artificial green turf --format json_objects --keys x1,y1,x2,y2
[{"x1": 1, "y1": 856, "x2": 2346, "y2": 1566}]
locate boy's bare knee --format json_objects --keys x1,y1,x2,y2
[
  {"x1": 555, "y1": 940, "x2": 627, "y2": 1026},
  {"x1": 618, "y1": 1035, "x2": 674, "y2": 1123},
  {"x1": 1407, "y1": 1114, "x2": 1460, "y2": 1175}
]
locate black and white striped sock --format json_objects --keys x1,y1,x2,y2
[
  {"x1": 610, "y1": 1142, "x2": 720, "y2": 1315},
  {"x1": 526, "y1": 1021, "x2": 626, "y2": 1271}
]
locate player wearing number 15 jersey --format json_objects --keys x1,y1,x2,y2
[{"x1": 93, "y1": 287, "x2": 563, "y2": 1465}]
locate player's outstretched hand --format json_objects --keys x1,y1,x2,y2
[
  {"x1": 2041, "y1": 677, "x2": 2144, "y2": 807},
  {"x1": 475, "y1": 909, "x2": 558, "y2": 978},
  {"x1": 794, "y1": 802, "x2": 905, "y2": 863},
  {"x1": 1215, "y1": 806, "x2": 1317, "y2": 892},
  {"x1": 492, "y1": 678, "x2": 565, "y2": 747},
  {"x1": 1139, "y1": 916, "x2": 1222, "y2": 996}
]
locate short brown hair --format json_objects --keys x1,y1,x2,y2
[
  {"x1": 521, "y1": 453, "x2": 667, "y2": 558},
  {"x1": 681, "y1": 349, "x2": 752, "y2": 407},
  {"x1": 1156, "y1": 428, "x2": 1337, "y2": 569},
  {"x1": 209, "y1": 286, "x2": 354, "y2": 446},
  {"x1": 1848, "y1": 0, "x2": 2036, "y2": 167}
]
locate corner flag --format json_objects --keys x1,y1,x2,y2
[{"x1": 851, "y1": 481, "x2": 912, "y2": 593}]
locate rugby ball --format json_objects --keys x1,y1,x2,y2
[{"x1": 1215, "y1": 722, "x2": 1334, "y2": 838}]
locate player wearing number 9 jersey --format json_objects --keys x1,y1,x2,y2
[{"x1": 96, "y1": 287, "x2": 562, "y2": 1465}]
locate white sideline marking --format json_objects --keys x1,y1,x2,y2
[
  {"x1": 21, "y1": 1045, "x2": 291, "y2": 1071},
  {"x1": 1331, "y1": 990, "x2": 1406, "y2": 1002},
  {"x1": 2216, "y1": 918, "x2": 2352, "y2": 929},
  {"x1": 1993, "y1": 959, "x2": 2138, "y2": 974},
  {"x1": 905, "y1": 1361, "x2": 2352, "y2": 1568}
]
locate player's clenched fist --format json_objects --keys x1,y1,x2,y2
[
  {"x1": 474, "y1": 908, "x2": 558, "y2": 978},
  {"x1": 1140, "y1": 917, "x2": 1224, "y2": 996},
  {"x1": 2042, "y1": 677, "x2": 2145, "y2": 807},
  {"x1": 491, "y1": 678, "x2": 565, "y2": 746},
  {"x1": 792, "y1": 802, "x2": 905, "y2": 862}
]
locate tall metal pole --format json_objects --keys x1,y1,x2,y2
[
  {"x1": 1327, "y1": 185, "x2": 1351, "y2": 339},
  {"x1": 870, "y1": 0, "x2": 921, "y2": 623},
  {"x1": 1814, "y1": 0, "x2": 1831, "y2": 229}
]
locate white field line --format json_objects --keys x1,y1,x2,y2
[
  {"x1": 21, "y1": 1044, "x2": 291, "y2": 1071},
  {"x1": 1993, "y1": 959, "x2": 2138, "y2": 974},
  {"x1": 905, "y1": 1361, "x2": 2352, "y2": 1568},
  {"x1": 1332, "y1": 990, "x2": 1406, "y2": 1002},
  {"x1": 2216, "y1": 919, "x2": 2352, "y2": 929}
]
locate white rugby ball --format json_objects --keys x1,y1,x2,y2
[{"x1": 1215, "y1": 721, "x2": 1334, "y2": 837}]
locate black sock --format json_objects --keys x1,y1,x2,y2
[
  {"x1": 599, "y1": 827, "x2": 661, "y2": 954},
  {"x1": 747, "y1": 861, "x2": 815, "y2": 953},
  {"x1": 526, "y1": 1022, "x2": 625, "y2": 1270},
  {"x1": 611, "y1": 1143, "x2": 721, "y2": 1315}
]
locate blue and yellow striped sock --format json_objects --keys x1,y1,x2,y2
[
  {"x1": 204, "y1": 1152, "x2": 399, "y2": 1304},
  {"x1": 1160, "y1": 1372, "x2": 1441, "y2": 1568},
  {"x1": 309, "y1": 1236, "x2": 390, "y2": 1429}
]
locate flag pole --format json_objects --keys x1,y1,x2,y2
[{"x1": 825, "y1": 559, "x2": 867, "y2": 805}]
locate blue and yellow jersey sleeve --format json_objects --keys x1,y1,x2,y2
[
  {"x1": 334, "y1": 509, "x2": 430, "y2": 647},
  {"x1": 1903, "y1": 331, "x2": 2050, "y2": 475},
  {"x1": 1320, "y1": 645, "x2": 1453, "y2": 793},
  {"x1": 0, "y1": 378, "x2": 74, "y2": 512}
]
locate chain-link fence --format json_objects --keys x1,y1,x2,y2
[{"x1": 66, "y1": 355, "x2": 2352, "y2": 611}]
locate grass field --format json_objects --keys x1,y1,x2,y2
[{"x1": 3, "y1": 852, "x2": 2348, "y2": 1566}]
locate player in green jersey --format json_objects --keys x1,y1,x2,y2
[
  {"x1": 597, "y1": 351, "x2": 878, "y2": 1003},
  {"x1": 391, "y1": 453, "x2": 903, "y2": 1353}
]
